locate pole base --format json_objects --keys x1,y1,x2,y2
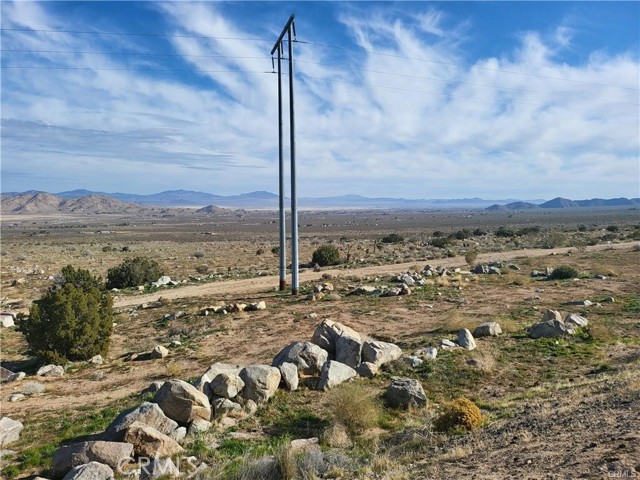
[
  {"x1": 292, "y1": 288, "x2": 299, "y2": 296},
  {"x1": 279, "y1": 280, "x2": 287, "y2": 291}
]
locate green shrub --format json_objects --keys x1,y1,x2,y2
[
  {"x1": 433, "y1": 397, "x2": 483, "y2": 432},
  {"x1": 106, "y1": 256, "x2": 164, "y2": 289},
  {"x1": 473, "y1": 228, "x2": 487, "y2": 236},
  {"x1": 495, "y1": 226, "x2": 515, "y2": 238},
  {"x1": 19, "y1": 266, "x2": 112, "y2": 363},
  {"x1": 381, "y1": 233, "x2": 404, "y2": 244},
  {"x1": 453, "y1": 229, "x2": 471, "y2": 240},
  {"x1": 430, "y1": 237, "x2": 450, "y2": 249},
  {"x1": 516, "y1": 226, "x2": 541, "y2": 236},
  {"x1": 606, "y1": 225, "x2": 619, "y2": 232},
  {"x1": 312, "y1": 245, "x2": 340, "y2": 267},
  {"x1": 549, "y1": 265, "x2": 578, "y2": 280}
]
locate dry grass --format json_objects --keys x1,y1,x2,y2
[
  {"x1": 322, "y1": 423, "x2": 353, "y2": 449},
  {"x1": 438, "y1": 445, "x2": 474, "y2": 462},
  {"x1": 326, "y1": 382, "x2": 381, "y2": 435}
]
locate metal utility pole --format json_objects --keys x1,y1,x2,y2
[
  {"x1": 276, "y1": 43, "x2": 286, "y2": 291},
  {"x1": 271, "y1": 14, "x2": 299, "y2": 295}
]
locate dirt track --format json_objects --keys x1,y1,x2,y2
[{"x1": 114, "y1": 241, "x2": 637, "y2": 308}]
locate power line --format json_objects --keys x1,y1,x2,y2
[
  {"x1": 295, "y1": 39, "x2": 640, "y2": 92},
  {"x1": 0, "y1": 27, "x2": 270, "y2": 43},
  {"x1": 2, "y1": 65, "x2": 274, "y2": 74},
  {"x1": 1, "y1": 49, "x2": 269, "y2": 61}
]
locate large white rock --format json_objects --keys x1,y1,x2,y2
[
  {"x1": 317, "y1": 361, "x2": 356, "y2": 390},
  {"x1": 209, "y1": 373, "x2": 245, "y2": 399},
  {"x1": 37, "y1": 364, "x2": 65, "y2": 377},
  {"x1": 123, "y1": 422, "x2": 184, "y2": 458},
  {"x1": 385, "y1": 377, "x2": 427, "y2": 409},
  {"x1": 473, "y1": 322, "x2": 502, "y2": 338},
  {"x1": 52, "y1": 441, "x2": 134, "y2": 478},
  {"x1": 456, "y1": 329, "x2": 477, "y2": 350},
  {"x1": 154, "y1": 379, "x2": 211, "y2": 425},
  {"x1": 311, "y1": 320, "x2": 363, "y2": 369},
  {"x1": 239, "y1": 365, "x2": 281, "y2": 404},
  {"x1": 361, "y1": 341, "x2": 402, "y2": 366},
  {"x1": 278, "y1": 362, "x2": 299, "y2": 391},
  {"x1": 0, "y1": 417, "x2": 23, "y2": 447},
  {"x1": 272, "y1": 342, "x2": 328, "y2": 377},
  {"x1": 529, "y1": 319, "x2": 568, "y2": 339},
  {"x1": 62, "y1": 462, "x2": 114, "y2": 480},
  {"x1": 102, "y1": 402, "x2": 179, "y2": 442},
  {"x1": 565, "y1": 314, "x2": 588, "y2": 329},
  {"x1": 193, "y1": 363, "x2": 243, "y2": 398}
]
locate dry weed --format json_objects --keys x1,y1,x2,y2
[
  {"x1": 439, "y1": 445, "x2": 473, "y2": 462},
  {"x1": 322, "y1": 423, "x2": 353, "y2": 449},
  {"x1": 327, "y1": 382, "x2": 381, "y2": 435}
]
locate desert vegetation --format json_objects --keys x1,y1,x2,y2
[{"x1": 1, "y1": 208, "x2": 639, "y2": 479}]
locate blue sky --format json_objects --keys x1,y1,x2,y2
[{"x1": 1, "y1": 1, "x2": 638, "y2": 199}]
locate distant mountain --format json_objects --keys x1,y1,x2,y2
[
  {"x1": 1, "y1": 192, "x2": 208, "y2": 215},
  {"x1": 487, "y1": 197, "x2": 639, "y2": 211},
  {"x1": 486, "y1": 201, "x2": 539, "y2": 211},
  {"x1": 540, "y1": 197, "x2": 580, "y2": 208}
]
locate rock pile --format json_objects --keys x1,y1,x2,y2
[{"x1": 42, "y1": 319, "x2": 404, "y2": 479}]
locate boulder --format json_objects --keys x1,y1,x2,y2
[
  {"x1": 473, "y1": 265, "x2": 489, "y2": 274},
  {"x1": 193, "y1": 363, "x2": 243, "y2": 396},
  {"x1": 278, "y1": 362, "x2": 299, "y2": 391},
  {"x1": 149, "y1": 345, "x2": 168, "y2": 359},
  {"x1": 356, "y1": 362, "x2": 379, "y2": 378},
  {"x1": 529, "y1": 319, "x2": 567, "y2": 339},
  {"x1": 0, "y1": 417, "x2": 23, "y2": 447},
  {"x1": 565, "y1": 314, "x2": 588, "y2": 329},
  {"x1": 311, "y1": 320, "x2": 362, "y2": 369},
  {"x1": 317, "y1": 361, "x2": 356, "y2": 390},
  {"x1": 541, "y1": 310, "x2": 563, "y2": 322},
  {"x1": 140, "y1": 381, "x2": 165, "y2": 396},
  {"x1": 361, "y1": 341, "x2": 402, "y2": 366},
  {"x1": 52, "y1": 442, "x2": 134, "y2": 478},
  {"x1": 0, "y1": 366, "x2": 23, "y2": 384},
  {"x1": 212, "y1": 398, "x2": 243, "y2": 418},
  {"x1": 37, "y1": 364, "x2": 65, "y2": 377},
  {"x1": 456, "y1": 329, "x2": 477, "y2": 350},
  {"x1": 239, "y1": 365, "x2": 281, "y2": 404},
  {"x1": 188, "y1": 418, "x2": 212, "y2": 435},
  {"x1": 473, "y1": 322, "x2": 502, "y2": 338},
  {"x1": 385, "y1": 378, "x2": 427, "y2": 409},
  {"x1": 140, "y1": 457, "x2": 179, "y2": 480},
  {"x1": 102, "y1": 402, "x2": 179, "y2": 442},
  {"x1": 62, "y1": 462, "x2": 114, "y2": 480},
  {"x1": 123, "y1": 422, "x2": 184, "y2": 458},
  {"x1": 272, "y1": 342, "x2": 328, "y2": 377},
  {"x1": 154, "y1": 380, "x2": 211, "y2": 425},
  {"x1": 209, "y1": 373, "x2": 245, "y2": 399}
]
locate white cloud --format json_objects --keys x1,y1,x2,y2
[{"x1": 1, "y1": 2, "x2": 638, "y2": 199}]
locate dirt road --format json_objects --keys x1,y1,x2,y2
[{"x1": 114, "y1": 241, "x2": 637, "y2": 308}]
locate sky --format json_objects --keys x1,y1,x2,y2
[{"x1": 1, "y1": 1, "x2": 639, "y2": 200}]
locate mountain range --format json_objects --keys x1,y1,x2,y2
[
  {"x1": 486, "y1": 197, "x2": 640, "y2": 211},
  {"x1": 1, "y1": 190, "x2": 638, "y2": 215}
]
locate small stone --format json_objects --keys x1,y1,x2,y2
[
  {"x1": 37, "y1": 364, "x2": 65, "y2": 377},
  {"x1": 404, "y1": 356, "x2": 423, "y2": 368},
  {"x1": 90, "y1": 355, "x2": 104, "y2": 365},
  {"x1": 456, "y1": 329, "x2": 477, "y2": 350},
  {"x1": 541, "y1": 310, "x2": 563, "y2": 322},
  {"x1": 150, "y1": 345, "x2": 169, "y2": 359},
  {"x1": 440, "y1": 339, "x2": 457, "y2": 349},
  {"x1": 8, "y1": 394, "x2": 25, "y2": 403},
  {"x1": 565, "y1": 314, "x2": 588, "y2": 329},
  {"x1": 188, "y1": 418, "x2": 212, "y2": 435},
  {"x1": 140, "y1": 457, "x2": 179, "y2": 480},
  {"x1": 473, "y1": 322, "x2": 502, "y2": 338}
]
